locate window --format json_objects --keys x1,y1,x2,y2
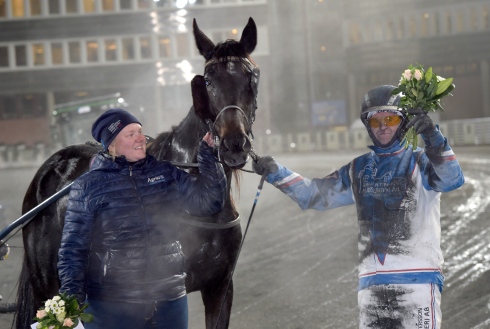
[
  {"x1": 175, "y1": 33, "x2": 189, "y2": 57},
  {"x1": 49, "y1": 0, "x2": 60, "y2": 14},
  {"x1": 30, "y1": 0, "x2": 42, "y2": 16},
  {"x1": 138, "y1": 0, "x2": 151, "y2": 9},
  {"x1": 15, "y1": 45, "x2": 27, "y2": 66},
  {"x1": 51, "y1": 43, "x2": 63, "y2": 64},
  {"x1": 408, "y1": 15, "x2": 417, "y2": 38},
  {"x1": 140, "y1": 36, "x2": 152, "y2": 59},
  {"x1": 158, "y1": 37, "x2": 171, "y2": 57},
  {"x1": 105, "y1": 39, "x2": 117, "y2": 61},
  {"x1": 0, "y1": 46, "x2": 8, "y2": 67},
  {"x1": 12, "y1": 0, "x2": 26, "y2": 17},
  {"x1": 122, "y1": 38, "x2": 135, "y2": 60},
  {"x1": 386, "y1": 20, "x2": 394, "y2": 41},
  {"x1": 102, "y1": 0, "x2": 115, "y2": 11},
  {"x1": 86, "y1": 40, "x2": 99, "y2": 62},
  {"x1": 83, "y1": 0, "x2": 96, "y2": 13},
  {"x1": 470, "y1": 8, "x2": 479, "y2": 31},
  {"x1": 68, "y1": 41, "x2": 81, "y2": 63},
  {"x1": 455, "y1": 11, "x2": 465, "y2": 33},
  {"x1": 66, "y1": 0, "x2": 78, "y2": 13},
  {"x1": 349, "y1": 23, "x2": 362, "y2": 45},
  {"x1": 443, "y1": 11, "x2": 452, "y2": 34},
  {"x1": 120, "y1": 0, "x2": 132, "y2": 10},
  {"x1": 0, "y1": 0, "x2": 6, "y2": 18},
  {"x1": 483, "y1": 7, "x2": 489, "y2": 29},
  {"x1": 32, "y1": 43, "x2": 45, "y2": 66},
  {"x1": 421, "y1": 13, "x2": 429, "y2": 37}
]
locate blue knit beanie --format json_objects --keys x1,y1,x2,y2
[{"x1": 91, "y1": 108, "x2": 141, "y2": 150}]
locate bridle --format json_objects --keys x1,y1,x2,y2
[{"x1": 203, "y1": 56, "x2": 260, "y2": 150}]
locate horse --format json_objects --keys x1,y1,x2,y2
[{"x1": 14, "y1": 17, "x2": 259, "y2": 329}]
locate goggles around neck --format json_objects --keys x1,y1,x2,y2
[{"x1": 367, "y1": 115, "x2": 402, "y2": 128}]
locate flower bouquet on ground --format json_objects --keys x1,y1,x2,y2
[
  {"x1": 392, "y1": 63, "x2": 455, "y2": 148},
  {"x1": 32, "y1": 293, "x2": 93, "y2": 329}
]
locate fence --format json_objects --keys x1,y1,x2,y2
[
  {"x1": 254, "y1": 117, "x2": 490, "y2": 154},
  {"x1": 1, "y1": 117, "x2": 489, "y2": 169}
]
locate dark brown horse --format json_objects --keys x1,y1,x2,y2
[{"x1": 14, "y1": 17, "x2": 259, "y2": 329}]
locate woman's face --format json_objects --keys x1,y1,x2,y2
[
  {"x1": 369, "y1": 112, "x2": 402, "y2": 146},
  {"x1": 108, "y1": 123, "x2": 146, "y2": 162}
]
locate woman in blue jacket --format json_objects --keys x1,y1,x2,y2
[
  {"x1": 252, "y1": 86, "x2": 464, "y2": 329},
  {"x1": 57, "y1": 108, "x2": 226, "y2": 329}
]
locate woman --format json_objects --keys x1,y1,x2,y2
[{"x1": 57, "y1": 108, "x2": 226, "y2": 329}]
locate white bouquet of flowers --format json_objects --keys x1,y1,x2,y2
[
  {"x1": 392, "y1": 63, "x2": 455, "y2": 148},
  {"x1": 31, "y1": 293, "x2": 93, "y2": 329}
]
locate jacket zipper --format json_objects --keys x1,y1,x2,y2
[{"x1": 128, "y1": 165, "x2": 151, "y2": 287}]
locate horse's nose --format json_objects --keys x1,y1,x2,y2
[{"x1": 222, "y1": 135, "x2": 250, "y2": 153}]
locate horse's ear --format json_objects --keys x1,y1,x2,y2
[
  {"x1": 193, "y1": 18, "x2": 215, "y2": 61},
  {"x1": 239, "y1": 17, "x2": 257, "y2": 54},
  {"x1": 191, "y1": 75, "x2": 212, "y2": 122}
]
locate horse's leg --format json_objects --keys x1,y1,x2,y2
[{"x1": 201, "y1": 278, "x2": 234, "y2": 329}]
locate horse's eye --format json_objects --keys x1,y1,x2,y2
[{"x1": 205, "y1": 78, "x2": 211, "y2": 87}]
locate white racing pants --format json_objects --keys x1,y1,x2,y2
[{"x1": 358, "y1": 283, "x2": 442, "y2": 329}]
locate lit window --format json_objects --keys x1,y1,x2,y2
[
  {"x1": 102, "y1": 0, "x2": 115, "y2": 11},
  {"x1": 0, "y1": 46, "x2": 8, "y2": 67},
  {"x1": 69, "y1": 41, "x2": 81, "y2": 63},
  {"x1": 105, "y1": 39, "x2": 117, "y2": 61},
  {"x1": 15, "y1": 45, "x2": 27, "y2": 66},
  {"x1": 140, "y1": 36, "x2": 152, "y2": 59},
  {"x1": 51, "y1": 43, "x2": 63, "y2": 65},
  {"x1": 158, "y1": 37, "x2": 172, "y2": 58},
  {"x1": 86, "y1": 40, "x2": 99, "y2": 62},
  {"x1": 30, "y1": 0, "x2": 42, "y2": 16},
  {"x1": 84, "y1": 0, "x2": 96, "y2": 13},
  {"x1": 32, "y1": 43, "x2": 45, "y2": 66},
  {"x1": 12, "y1": 0, "x2": 25, "y2": 17},
  {"x1": 122, "y1": 38, "x2": 135, "y2": 60}
]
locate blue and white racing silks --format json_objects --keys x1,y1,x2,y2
[{"x1": 265, "y1": 128, "x2": 464, "y2": 293}]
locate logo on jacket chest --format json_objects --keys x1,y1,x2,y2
[
  {"x1": 147, "y1": 174, "x2": 165, "y2": 185},
  {"x1": 358, "y1": 166, "x2": 406, "y2": 197}
]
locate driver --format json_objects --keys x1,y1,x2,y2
[{"x1": 252, "y1": 85, "x2": 464, "y2": 328}]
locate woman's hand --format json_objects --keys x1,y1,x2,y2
[{"x1": 202, "y1": 132, "x2": 215, "y2": 148}]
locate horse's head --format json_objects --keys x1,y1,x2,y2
[{"x1": 192, "y1": 17, "x2": 259, "y2": 169}]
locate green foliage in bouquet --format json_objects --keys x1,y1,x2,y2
[
  {"x1": 34, "y1": 292, "x2": 93, "y2": 329},
  {"x1": 392, "y1": 63, "x2": 455, "y2": 148}
]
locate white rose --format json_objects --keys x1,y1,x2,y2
[{"x1": 403, "y1": 69, "x2": 412, "y2": 80}]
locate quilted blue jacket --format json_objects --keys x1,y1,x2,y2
[{"x1": 58, "y1": 141, "x2": 226, "y2": 303}]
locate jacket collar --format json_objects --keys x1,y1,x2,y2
[
  {"x1": 90, "y1": 152, "x2": 151, "y2": 171},
  {"x1": 368, "y1": 139, "x2": 405, "y2": 155}
]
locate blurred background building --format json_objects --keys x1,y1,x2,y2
[{"x1": 0, "y1": 0, "x2": 489, "y2": 154}]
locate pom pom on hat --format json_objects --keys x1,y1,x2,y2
[{"x1": 91, "y1": 108, "x2": 141, "y2": 150}]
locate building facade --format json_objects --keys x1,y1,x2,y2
[
  {"x1": 0, "y1": 0, "x2": 269, "y2": 148},
  {"x1": 1, "y1": 0, "x2": 490, "y2": 152}
]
